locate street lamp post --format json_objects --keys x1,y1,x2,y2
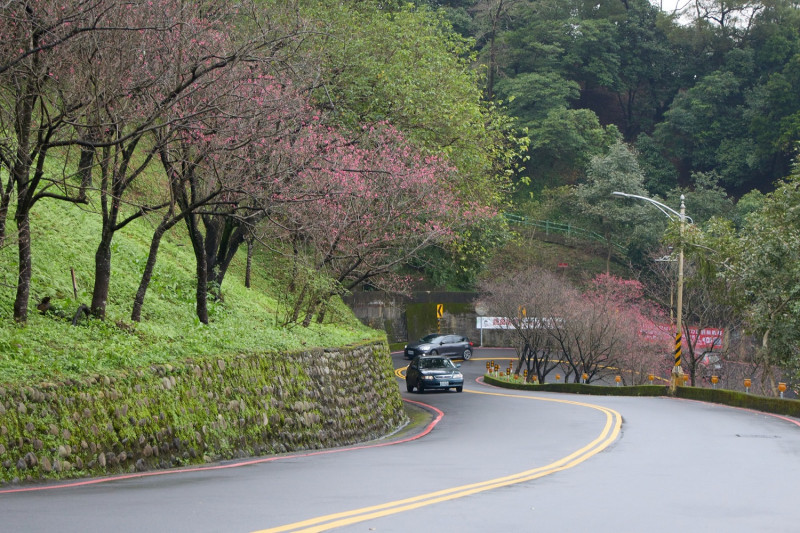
[{"x1": 612, "y1": 191, "x2": 691, "y2": 390}]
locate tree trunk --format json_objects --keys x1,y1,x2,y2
[
  {"x1": 77, "y1": 145, "x2": 95, "y2": 200},
  {"x1": 13, "y1": 210, "x2": 32, "y2": 323},
  {"x1": 289, "y1": 283, "x2": 308, "y2": 325},
  {"x1": 302, "y1": 298, "x2": 316, "y2": 327},
  {"x1": 204, "y1": 215, "x2": 246, "y2": 291},
  {"x1": 10, "y1": 70, "x2": 37, "y2": 323},
  {"x1": 315, "y1": 298, "x2": 330, "y2": 324},
  {"x1": 194, "y1": 237, "x2": 210, "y2": 324},
  {"x1": 132, "y1": 218, "x2": 175, "y2": 322},
  {"x1": 211, "y1": 227, "x2": 245, "y2": 288},
  {"x1": 203, "y1": 215, "x2": 224, "y2": 293},
  {"x1": 91, "y1": 229, "x2": 113, "y2": 319},
  {"x1": 90, "y1": 145, "x2": 122, "y2": 320},
  {"x1": 484, "y1": 0, "x2": 504, "y2": 102},
  {"x1": 486, "y1": 31, "x2": 496, "y2": 101},
  {"x1": 0, "y1": 177, "x2": 14, "y2": 247},
  {"x1": 185, "y1": 213, "x2": 209, "y2": 324},
  {"x1": 245, "y1": 239, "x2": 253, "y2": 289}
]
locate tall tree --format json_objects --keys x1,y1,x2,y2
[
  {"x1": 469, "y1": 0, "x2": 533, "y2": 101},
  {"x1": 0, "y1": 0, "x2": 292, "y2": 322},
  {"x1": 577, "y1": 140, "x2": 650, "y2": 272},
  {"x1": 612, "y1": 0, "x2": 677, "y2": 138},
  {"x1": 477, "y1": 266, "x2": 573, "y2": 384},
  {"x1": 85, "y1": 1, "x2": 278, "y2": 319},
  {"x1": 727, "y1": 173, "x2": 800, "y2": 384},
  {"x1": 0, "y1": 1, "x2": 113, "y2": 322},
  {"x1": 298, "y1": 1, "x2": 525, "y2": 288},
  {"x1": 299, "y1": 0, "x2": 521, "y2": 212}
]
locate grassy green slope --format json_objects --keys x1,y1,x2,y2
[{"x1": 0, "y1": 197, "x2": 381, "y2": 385}]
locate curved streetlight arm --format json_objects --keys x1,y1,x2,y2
[
  {"x1": 612, "y1": 189, "x2": 690, "y2": 388},
  {"x1": 611, "y1": 191, "x2": 693, "y2": 224}
]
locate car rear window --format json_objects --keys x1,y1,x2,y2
[{"x1": 420, "y1": 358, "x2": 449, "y2": 369}]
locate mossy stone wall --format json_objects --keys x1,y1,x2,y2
[{"x1": 0, "y1": 341, "x2": 406, "y2": 485}]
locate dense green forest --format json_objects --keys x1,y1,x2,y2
[
  {"x1": 3, "y1": 0, "x2": 800, "y2": 388},
  {"x1": 426, "y1": 0, "x2": 800, "y2": 197}
]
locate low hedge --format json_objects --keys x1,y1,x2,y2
[
  {"x1": 674, "y1": 386, "x2": 800, "y2": 417},
  {"x1": 483, "y1": 375, "x2": 669, "y2": 396},
  {"x1": 484, "y1": 374, "x2": 800, "y2": 417}
]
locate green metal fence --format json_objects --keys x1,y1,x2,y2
[{"x1": 503, "y1": 213, "x2": 626, "y2": 254}]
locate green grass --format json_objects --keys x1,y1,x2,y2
[{"x1": 0, "y1": 196, "x2": 382, "y2": 385}]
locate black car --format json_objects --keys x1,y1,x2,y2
[
  {"x1": 403, "y1": 334, "x2": 474, "y2": 360},
  {"x1": 405, "y1": 355, "x2": 464, "y2": 393}
]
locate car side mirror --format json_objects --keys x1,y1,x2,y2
[{"x1": 456, "y1": 363, "x2": 461, "y2": 368}]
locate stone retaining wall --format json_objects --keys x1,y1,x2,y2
[{"x1": 0, "y1": 341, "x2": 406, "y2": 485}]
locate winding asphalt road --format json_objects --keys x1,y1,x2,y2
[{"x1": 1, "y1": 347, "x2": 799, "y2": 532}]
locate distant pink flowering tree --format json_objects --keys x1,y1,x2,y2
[
  {"x1": 476, "y1": 267, "x2": 573, "y2": 384},
  {"x1": 561, "y1": 274, "x2": 667, "y2": 384}
]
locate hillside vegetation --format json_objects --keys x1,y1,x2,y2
[
  {"x1": 0, "y1": 195, "x2": 380, "y2": 385},
  {"x1": 5, "y1": 0, "x2": 800, "y2": 389}
]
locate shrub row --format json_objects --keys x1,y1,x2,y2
[
  {"x1": 482, "y1": 375, "x2": 669, "y2": 397},
  {"x1": 483, "y1": 374, "x2": 800, "y2": 416},
  {"x1": 0, "y1": 342, "x2": 406, "y2": 485},
  {"x1": 673, "y1": 386, "x2": 800, "y2": 417}
]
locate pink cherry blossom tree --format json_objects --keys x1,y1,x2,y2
[
  {"x1": 84, "y1": 1, "x2": 280, "y2": 320},
  {"x1": 271, "y1": 122, "x2": 495, "y2": 326},
  {"x1": 143, "y1": 67, "x2": 315, "y2": 324},
  {"x1": 554, "y1": 274, "x2": 666, "y2": 384},
  {"x1": 0, "y1": 0, "x2": 307, "y2": 323}
]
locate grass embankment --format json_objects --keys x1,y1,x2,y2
[{"x1": 0, "y1": 196, "x2": 381, "y2": 386}]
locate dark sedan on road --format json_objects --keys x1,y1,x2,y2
[
  {"x1": 403, "y1": 334, "x2": 474, "y2": 360},
  {"x1": 405, "y1": 355, "x2": 464, "y2": 393}
]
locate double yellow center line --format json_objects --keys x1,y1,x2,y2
[{"x1": 254, "y1": 389, "x2": 622, "y2": 533}]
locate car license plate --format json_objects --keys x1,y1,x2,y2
[{"x1": 439, "y1": 381, "x2": 449, "y2": 387}]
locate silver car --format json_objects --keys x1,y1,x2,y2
[{"x1": 403, "y1": 334, "x2": 473, "y2": 360}]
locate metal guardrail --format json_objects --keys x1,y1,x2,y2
[{"x1": 503, "y1": 213, "x2": 626, "y2": 253}]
